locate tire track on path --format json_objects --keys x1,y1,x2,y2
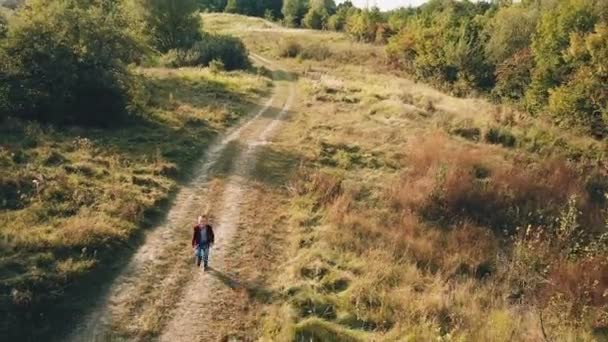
[
  {"x1": 159, "y1": 57, "x2": 295, "y2": 342},
  {"x1": 66, "y1": 56, "x2": 294, "y2": 342}
]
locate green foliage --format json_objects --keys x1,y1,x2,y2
[
  {"x1": 484, "y1": 4, "x2": 539, "y2": 65},
  {"x1": 303, "y1": 6, "x2": 327, "y2": 29},
  {"x1": 387, "y1": 7, "x2": 415, "y2": 32},
  {"x1": 199, "y1": 0, "x2": 227, "y2": 12},
  {"x1": 345, "y1": 8, "x2": 383, "y2": 43},
  {"x1": 139, "y1": 0, "x2": 202, "y2": 53},
  {"x1": 327, "y1": 13, "x2": 344, "y2": 31},
  {"x1": 526, "y1": 0, "x2": 600, "y2": 113},
  {"x1": 223, "y1": 0, "x2": 239, "y2": 13},
  {"x1": 302, "y1": 0, "x2": 335, "y2": 29},
  {"x1": 525, "y1": 1, "x2": 608, "y2": 134},
  {"x1": 0, "y1": 12, "x2": 6, "y2": 39},
  {"x1": 493, "y1": 48, "x2": 534, "y2": 100},
  {"x1": 164, "y1": 33, "x2": 249, "y2": 70},
  {"x1": 224, "y1": 0, "x2": 282, "y2": 17},
  {"x1": 485, "y1": 127, "x2": 517, "y2": 147},
  {"x1": 0, "y1": 0, "x2": 144, "y2": 125},
  {"x1": 386, "y1": 1, "x2": 493, "y2": 89},
  {"x1": 381, "y1": 0, "x2": 607, "y2": 136},
  {"x1": 282, "y1": 0, "x2": 308, "y2": 27}
]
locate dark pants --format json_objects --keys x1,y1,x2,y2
[{"x1": 195, "y1": 243, "x2": 210, "y2": 267}]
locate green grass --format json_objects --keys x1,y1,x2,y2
[{"x1": 0, "y1": 66, "x2": 271, "y2": 339}]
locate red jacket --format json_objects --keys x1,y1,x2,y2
[{"x1": 192, "y1": 224, "x2": 214, "y2": 247}]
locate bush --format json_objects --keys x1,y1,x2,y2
[
  {"x1": 165, "y1": 34, "x2": 249, "y2": 70},
  {"x1": 485, "y1": 127, "x2": 517, "y2": 148},
  {"x1": 0, "y1": 0, "x2": 144, "y2": 126},
  {"x1": 278, "y1": 39, "x2": 302, "y2": 58}
]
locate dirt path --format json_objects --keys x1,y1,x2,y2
[{"x1": 67, "y1": 56, "x2": 295, "y2": 342}]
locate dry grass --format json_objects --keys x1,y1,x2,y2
[
  {"x1": 196, "y1": 12, "x2": 608, "y2": 340},
  {"x1": 0, "y1": 66, "x2": 271, "y2": 339}
]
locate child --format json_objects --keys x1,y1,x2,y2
[{"x1": 192, "y1": 214, "x2": 215, "y2": 270}]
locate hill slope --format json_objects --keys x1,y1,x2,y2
[{"x1": 203, "y1": 13, "x2": 608, "y2": 341}]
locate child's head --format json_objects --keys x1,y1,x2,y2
[{"x1": 198, "y1": 214, "x2": 209, "y2": 224}]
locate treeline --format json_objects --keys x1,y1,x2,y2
[
  {"x1": 0, "y1": 0, "x2": 248, "y2": 126},
  {"x1": 198, "y1": 0, "x2": 607, "y2": 140},
  {"x1": 314, "y1": 0, "x2": 608, "y2": 138},
  {"x1": 198, "y1": 0, "x2": 340, "y2": 28}
]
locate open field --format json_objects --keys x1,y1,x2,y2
[
  {"x1": 200, "y1": 13, "x2": 608, "y2": 341},
  {"x1": 2, "y1": 9, "x2": 607, "y2": 341}
]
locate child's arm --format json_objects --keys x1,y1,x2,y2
[{"x1": 191, "y1": 227, "x2": 197, "y2": 247}]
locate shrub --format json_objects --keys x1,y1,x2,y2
[
  {"x1": 278, "y1": 39, "x2": 302, "y2": 58},
  {"x1": 0, "y1": 0, "x2": 144, "y2": 126},
  {"x1": 391, "y1": 134, "x2": 585, "y2": 233},
  {"x1": 165, "y1": 34, "x2": 249, "y2": 70},
  {"x1": 484, "y1": 127, "x2": 517, "y2": 148}
]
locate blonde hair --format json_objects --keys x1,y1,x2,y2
[{"x1": 197, "y1": 214, "x2": 209, "y2": 224}]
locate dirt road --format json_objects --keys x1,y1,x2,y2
[{"x1": 67, "y1": 56, "x2": 295, "y2": 342}]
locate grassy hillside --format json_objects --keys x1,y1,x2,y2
[
  {"x1": 0, "y1": 67, "x2": 271, "y2": 338},
  {"x1": 203, "y1": 14, "x2": 608, "y2": 341}
]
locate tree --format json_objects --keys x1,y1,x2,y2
[
  {"x1": 303, "y1": 6, "x2": 326, "y2": 29},
  {"x1": 139, "y1": 0, "x2": 201, "y2": 53},
  {"x1": 0, "y1": 0, "x2": 144, "y2": 125},
  {"x1": 261, "y1": 0, "x2": 283, "y2": 18},
  {"x1": 484, "y1": 4, "x2": 539, "y2": 65},
  {"x1": 0, "y1": 11, "x2": 6, "y2": 39},
  {"x1": 199, "y1": 0, "x2": 227, "y2": 12},
  {"x1": 336, "y1": 0, "x2": 353, "y2": 11},
  {"x1": 547, "y1": 23, "x2": 608, "y2": 135},
  {"x1": 224, "y1": 0, "x2": 239, "y2": 13},
  {"x1": 310, "y1": 0, "x2": 335, "y2": 15},
  {"x1": 387, "y1": 7, "x2": 416, "y2": 32},
  {"x1": 493, "y1": 48, "x2": 534, "y2": 100},
  {"x1": 282, "y1": 0, "x2": 308, "y2": 27},
  {"x1": 327, "y1": 0, "x2": 355, "y2": 31},
  {"x1": 346, "y1": 9, "x2": 382, "y2": 42},
  {"x1": 526, "y1": 0, "x2": 599, "y2": 113}
]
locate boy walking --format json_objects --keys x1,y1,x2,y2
[{"x1": 192, "y1": 215, "x2": 215, "y2": 270}]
